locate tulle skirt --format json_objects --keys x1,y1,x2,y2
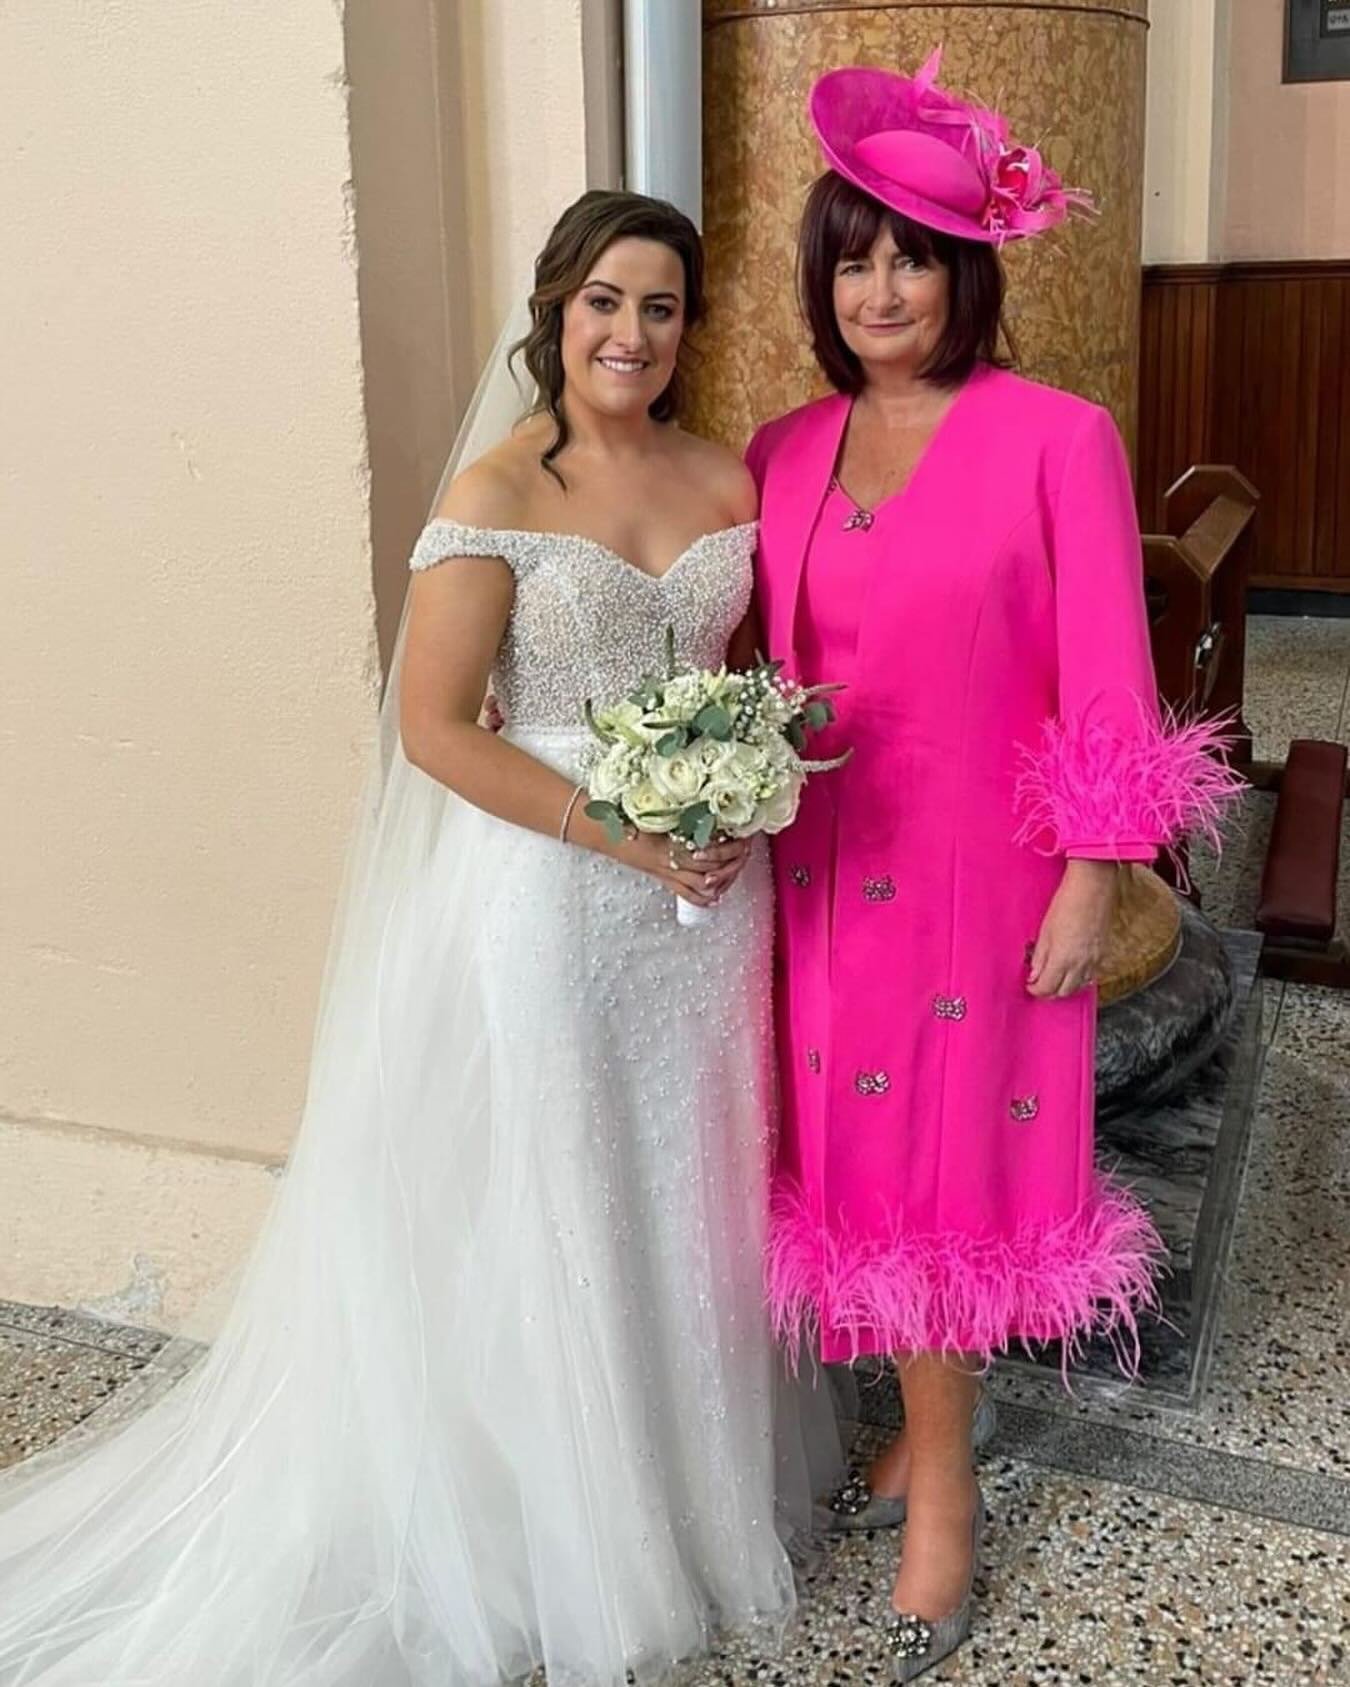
[{"x1": 0, "y1": 728, "x2": 839, "y2": 1686}]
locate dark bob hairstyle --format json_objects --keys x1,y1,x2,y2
[
  {"x1": 798, "y1": 171, "x2": 1012, "y2": 393},
  {"x1": 513, "y1": 189, "x2": 705, "y2": 484}
]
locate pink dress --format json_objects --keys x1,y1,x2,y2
[{"x1": 748, "y1": 366, "x2": 1240, "y2": 1369}]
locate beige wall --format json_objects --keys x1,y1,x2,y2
[
  {"x1": 1143, "y1": 0, "x2": 1231, "y2": 263},
  {"x1": 0, "y1": 1, "x2": 600, "y2": 1326},
  {"x1": 1145, "y1": 0, "x2": 1350, "y2": 264},
  {"x1": 349, "y1": 0, "x2": 604, "y2": 672},
  {"x1": 1222, "y1": 0, "x2": 1350, "y2": 260}
]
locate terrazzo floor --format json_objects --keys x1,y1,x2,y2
[{"x1": 2, "y1": 615, "x2": 1347, "y2": 1685}]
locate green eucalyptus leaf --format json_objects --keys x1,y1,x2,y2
[
  {"x1": 657, "y1": 729, "x2": 688, "y2": 757},
  {"x1": 628, "y1": 673, "x2": 664, "y2": 708},
  {"x1": 583, "y1": 799, "x2": 627, "y2": 843},
  {"x1": 693, "y1": 703, "x2": 732, "y2": 740},
  {"x1": 674, "y1": 801, "x2": 711, "y2": 841}
]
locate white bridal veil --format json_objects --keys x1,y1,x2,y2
[{"x1": 0, "y1": 304, "x2": 547, "y2": 1682}]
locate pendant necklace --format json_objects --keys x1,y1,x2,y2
[{"x1": 827, "y1": 477, "x2": 875, "y2": 532}]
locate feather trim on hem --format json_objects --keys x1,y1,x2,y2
[
  {"x1": 766, "y1": 1177, "x2": 1165, "y2": 1378},
  {"x1": 1013, "y1": 701, "x2": 1245, "y2": 858}
]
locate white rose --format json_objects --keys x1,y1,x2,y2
[
  {"x1": 621, "y1": 778, "x2": 674, "y2": 833},
  {"x1": 587, "y1": 749, "x2": 630, "y2": 804},
  {"x1": 648, "y1": 748, "x2": 707, "y2": 807},
  {"x1": 705, "y1": 778, "x2": 757, "y2": 833},
  {"x1": 755, "y1": 775, "x2": 802, "y2": 834},
  {"x1": 722, "y1": 741, "x2": 770, "y2": 784},
  {"x1": 697, "y1": 737, "x2": 736, "y2": 773}
]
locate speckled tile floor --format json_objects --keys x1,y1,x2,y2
[
  {"x1": 1242, "y1": 614, "x2": 1350, "y2": 760},
  {"x1": 686, "y1": 1462, "x2": 1350, "y2": 1685},
  {"x1": 985, "y1": 979, "x2": 1350, "y2": 1483},
  {"x1": 0, "y1": 1328, "x2": 148, "y2": 1467},
  {"x1": 3, "y1": 614, "x2": 1348, "y2": 1685}
]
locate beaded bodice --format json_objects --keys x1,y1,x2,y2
[{"x1": 409, "y1": 519, "x2": 757, "y2": 729}]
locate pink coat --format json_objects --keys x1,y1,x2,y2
[{"x1": 748, "y1": 367, "x2": 1239, "y2": 1368}]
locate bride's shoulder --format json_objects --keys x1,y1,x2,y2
[
  {"x1": 668, "y1": 428, "x2": 757, "y2": 524},
  {"x1": 412, "y1": 433, "x2": 549, "y2": 577},
  {"x1": 433, "y1": 431, "x2": 540, "y2": 531}
]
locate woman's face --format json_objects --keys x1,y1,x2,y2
[
  {"x1": 560, "y1": 237, "x2": 686, "y2": 419},
  {"x1": 832, "y1": 226, "x2": 950, "y2": 378}
]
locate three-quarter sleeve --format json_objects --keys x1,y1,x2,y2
[{"x1": 1013, "y1": 406, "x2": 1243, "y2": 862}]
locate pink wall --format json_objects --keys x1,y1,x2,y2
[{"x1": 1223, "y1": 0, "x2": 1350, "y2": 261}]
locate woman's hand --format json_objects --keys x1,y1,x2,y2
[
  {"x1": 1026, "y1": 860, "x2": 1118, "y2": 999},
  {"x1": 615, "y1": 833, "x2": 752, "y2": 908}
]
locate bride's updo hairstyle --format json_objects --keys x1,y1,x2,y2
[{"x1": 515, "y1": 189, "x2": 705, "y2": 484}]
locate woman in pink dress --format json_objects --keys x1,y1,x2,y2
[{"x1": 747, "y1": 53, "x2": 1241, "y2": 1679}]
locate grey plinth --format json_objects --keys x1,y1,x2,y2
[{"x1": 1096, "y1": 897, "x2": 1237, "y2": 1120}]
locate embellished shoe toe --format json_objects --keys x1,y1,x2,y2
[
  {"x1": 822, "y1": 1465, "x2": 909, "y2": 1533},
  {"x1": 823, "y1": 1390, "x2": 998, "y2": 1534},
  {"x1": 883, "y1": 1489, "x2": 985, "y2": 1683},
  {"x1": 885, "y1": 1600, "x2": 971, "y2": 1682}
]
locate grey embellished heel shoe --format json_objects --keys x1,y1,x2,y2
[
  {"x1": 885, "y1": 1487, "x2": 985, "y2": 1683},
  {"x1": 823, "y1": 1389, "x2": 997, "y2": 1532}
]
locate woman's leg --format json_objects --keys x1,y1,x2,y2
[
  {"x1": 890, "y1": 1353, "x2": 981, "y2": 1618},
  {"x1": 864, "y1": 1420, "x2": 911, "y2": 1500}
]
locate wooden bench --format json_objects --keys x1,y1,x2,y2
[
  {"x1": 1144, "y1": 465, "x2": 1258, "y2": 754},
  {"x1": 1141, "y1": 464, "x2": 1349, "y2": 988},
  {"x1": 1256, "y1": 738, "x2": 1350, "y2": 988},
  {"x1": 1143, "y1": 466, "x2": 1258, "y2": 899}
]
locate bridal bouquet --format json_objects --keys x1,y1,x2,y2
[{"x1": 582, "y1": 629, "x2": 850, "y2": 927}]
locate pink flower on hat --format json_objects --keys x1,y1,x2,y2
[{"x1": 982, "y1": 138, "x2": 1085, "y2": 238}]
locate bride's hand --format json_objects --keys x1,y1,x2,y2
[{"x1": 617, "y1": 834, "x2": 751, "y2": 907}]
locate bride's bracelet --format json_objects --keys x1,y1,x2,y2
[{"x1": 558, "y1": 783, "x2": 585, "y2": 844}]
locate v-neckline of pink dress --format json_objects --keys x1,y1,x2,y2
[{"x1": 831, "y1": 365, "x2": 986, "y2": 523}]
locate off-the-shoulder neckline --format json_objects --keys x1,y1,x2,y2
[{"x1": 421, "y1": 517, "x2": 757, "y2": 585}]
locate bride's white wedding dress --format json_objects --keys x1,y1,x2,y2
[{"x1": 0, "y1": 509, "x2": 837, "y2": 1687}]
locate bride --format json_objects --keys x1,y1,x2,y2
[{"x1": 0, "y1": 190, "x2": 838, "y2": 1686}]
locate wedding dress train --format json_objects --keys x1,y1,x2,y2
[{"x1": 0, "y1": 496, "x2": 838, "y2": 1684}]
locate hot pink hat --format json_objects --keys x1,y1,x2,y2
[{"x1": 809, "y1": 49, "x2": 1092, "y2": 246}]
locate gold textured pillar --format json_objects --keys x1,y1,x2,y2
[{"x1": 696, "y1": 0, "x2": 1149, "y2": 449}]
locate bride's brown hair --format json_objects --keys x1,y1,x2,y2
[{"x1": 513, "y1": 189, "x2": 705, "y2": 486}]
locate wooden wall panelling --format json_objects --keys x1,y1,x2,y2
[
  {"x1": 1140, "y1": 261, "x2": 1350, "y2": 594},
  {"x1": 1325, "y1": 281, "x2": 1350, "y2": 581},
  {"x1": 1138, "y1": 268, "x2": 1218, "y2": 537},
  {"x1": 1316, "y1": 281, "x2": 1343, "y2": 580}
]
